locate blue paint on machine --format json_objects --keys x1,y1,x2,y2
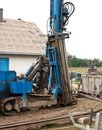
[
  {"x1": 10, "y1": 79, "x2": 32, "y2": 104},
  {"x1": 0, "y1": 71, "x2": 16, "y2": 98},
  {"x1": 0, "y1": 71, "x2": 32, "y2": 106}
]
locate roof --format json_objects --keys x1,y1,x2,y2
[{"x1": 0, "y1": 19, "x2": 46, "y2": 56}]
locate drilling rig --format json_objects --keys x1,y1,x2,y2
[
  {"x1": 0, "y1": 0, "x2": 75, "y2": 115},
  {"x1": 46, "y1": 0, "x2": 75, "y2": 105}
]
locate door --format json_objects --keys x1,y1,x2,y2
[{"x1": 0, "y1": 58, "x2": 9, "y2": 71}]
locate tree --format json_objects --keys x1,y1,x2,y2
[{"x1": 68, "y1": 56, "x2": 102, "y2": 67}]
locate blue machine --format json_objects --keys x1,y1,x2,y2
[
  {"x1": 0, "y1": 0, "x2": 75, "y2": 115},
  {"x1": 47, "y1": 0, "x2": 75, "y2": 99}
]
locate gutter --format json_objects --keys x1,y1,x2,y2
[{"x1": 0, "y1": 52, "x2": 45, "y2": 56}]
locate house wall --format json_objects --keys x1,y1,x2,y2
[{"x1": 0, "y1": 55, "x2": 38, "y2": 75}]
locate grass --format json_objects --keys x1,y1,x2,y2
[
  {"x1": 39, "y1": 124, "x2": 58, "y2": 130},
  {"x1": 73, "y1": 127, "x2": 80, "y2": 130},
  {"x1": 69, "y1": 67, "x2": 88, "y2": 73},
  {"x1": 69, "y1": 67, "x2": 102, "y2": 73},
  {"x1": 39, "y1": 125, "x2": 80, "y2": 130}
]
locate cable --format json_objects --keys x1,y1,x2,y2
[
  {"x1": 46, "y1": 16, "x2": 56, "y2": 35},
  {"x1": 63, "y1": 2, "x2": 75, "y2": 26}
]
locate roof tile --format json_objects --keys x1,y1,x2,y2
[{"x1": 0, "y1": 19, "x2": 46, "y2": 55}]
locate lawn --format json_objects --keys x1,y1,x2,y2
[{"x1": 69, "y1": 67, "x2": 102, "y2": 73}]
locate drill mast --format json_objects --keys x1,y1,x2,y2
[{"x1": 46, "y1": 0, "x2": 75, "y2": 105}]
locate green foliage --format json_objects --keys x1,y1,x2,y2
[
  {"x1": 68, "y1": 56, "x2": 102, "y2": 67},
  {"x1": 73, "y1": 127, "x2": 80, "y2": 130},
  {"x1": 39, "y1": 124, "x2": 58, "y2": 129}
]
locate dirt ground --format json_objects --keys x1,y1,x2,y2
[{"x1": 0, "y1": 96, "x2": 102, "y2": 129}]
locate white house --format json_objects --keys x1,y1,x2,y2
[{"x1": 0, "y1": 9, "x2": 46, "y2": 75}]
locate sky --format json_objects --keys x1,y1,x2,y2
[{"x1": 1, "y1": 0, "x2": 102, "y2": 60}]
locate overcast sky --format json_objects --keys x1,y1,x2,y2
[{"x1": 1, "y1": 0, "x2": 102, "y2": 60}]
